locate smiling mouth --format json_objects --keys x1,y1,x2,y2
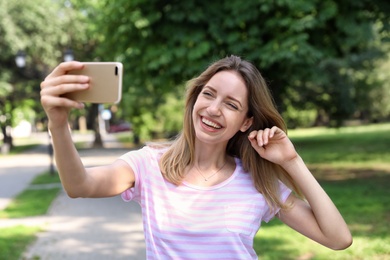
[{"x1": 201, "y1": 117, "x2": 222, "y2": 129}]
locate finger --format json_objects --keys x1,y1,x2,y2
[
  {"x1": 248, "y1": 130, "x2": 258, "y2": 140},
  {"x1": 41, "y1": 82, "x2": 89, "y2": 97},
  {"x1": 41, "y1": 75, "x2": 90, "y2": 90},
  {"x1": 248, "y1": 130, "x2": 261, "y2": 147},
  {"x1": 249, "y1": 133, "x2": 262, "y2": 151},
  {"x1": 251, "y1": 130, "x2": 261, "y2": 147},
  {"x1": 272, "y1": 126, "x2": 284, "y2": 136},
  {"x1": 41, "y1": 95, "x2": 85, "y2": 110},
  {"x1": 271, "y1": 126, "x2": 287, "y2": 140},
  {"x1": 269, "y1": 126, "x2": 278, "y2": 138},
  {"x1": 262, "y1": 128, "x2": 271, "y2": 146},
  {"x1": 45, "y1": 61, "x2": 84, "y2": 80},
  {"x1": 248, "y1": 131, "x2": 259, "y2": 147},
  {"x1": 248, "y1": 134, "x2": 265, "y2": 154}
]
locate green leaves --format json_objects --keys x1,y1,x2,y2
[
  {"x1": 0, "y1": 82, "x2": 12, "y2": 97},
  {"x1": 0, "y1": 0, "x2": 94, "y2": 150},
  {"x1": 91, "y1": 0, "x2": 389, "y2": 134},
  {"x1": 0, "y1": 0, "x2": 384, "y2": 139}
]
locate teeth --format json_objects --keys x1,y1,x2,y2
[{"x1": 202, "y1": 118, "x2": 221, "y2": 129}]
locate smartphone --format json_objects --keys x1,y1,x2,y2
[{"x1": 64, "y1": 62, "x2": 123, "y2": 104}]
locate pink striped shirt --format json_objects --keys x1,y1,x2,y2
[{"x1": 120, "y1": 146, "x2": 291, "y2": 259}]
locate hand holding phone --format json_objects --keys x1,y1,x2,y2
[{"x1": 63, "y1": 62, "x2": 123, "y2": 104}]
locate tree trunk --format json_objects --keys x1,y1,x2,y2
[
  {"x1": 1, "y1": 125, "x2": 13, "y2": 154},
  {"x1": 89, "y1": 104, "x2": 103, "y2": 148}
]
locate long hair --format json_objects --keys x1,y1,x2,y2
[{"x1": 159, "y1": 55, "x2": 302, "y2": 211}]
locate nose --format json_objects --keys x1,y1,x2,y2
[{"x1": 207, "y1": 99, "x2": 222, "y2": 116}]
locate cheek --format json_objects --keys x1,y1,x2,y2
[
  {"x1": 192, "y1": 98, "x2": 206, "y2": 113},
  {"x1": 232, "y1": 115, "x2": 250, "y2": 131},
  {"x1": 192, "y1": 101, "x2": 201, "y2": 122},
  {"x1": 192, "y1": 101, "x2": 198, "y2": 116}
]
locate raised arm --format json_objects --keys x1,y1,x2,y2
[
  {"x1": 248, "y1": 126, "x2": 352, "y2": 250},
  {"x1": 40, "y1": 62, "x2": 135, "y2": 198}
]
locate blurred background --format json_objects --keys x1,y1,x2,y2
[
  {"x1": 1, "y1": 0, "x2": 389, "y2": 148},
  {"x1": 0, "y1": 0, "x2": 389, "y2": 259}
]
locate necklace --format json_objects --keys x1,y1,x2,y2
[{"x1": 195, "y1": 161, "x2": 227, "y2": 181}]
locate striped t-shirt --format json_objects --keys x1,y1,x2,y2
[{"x1": 120, "y1": 146, "x2": 291, "y2": 260}]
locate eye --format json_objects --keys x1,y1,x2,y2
[
  {"x1": 202, "y1": 90, "x2": 213, "y2": 97},
  {"x1": 226, "y1": 102, "x2": 238, "y2": 110}
]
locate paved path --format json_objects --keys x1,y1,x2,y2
[
  {"x1": 0, "y1": 132, "x2": 146, "y2": 259},
  {"x1": 0, "y1": 144, "x2": 50, "y2": 211},
  {"x1": 23, "y1": 193, "x2": 146, "y2": 260}
]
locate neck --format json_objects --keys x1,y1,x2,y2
[{"x1": 193, "y1": 140, "x2": 228, "y2": 168}]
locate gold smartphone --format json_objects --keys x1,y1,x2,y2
[{"x1": 64, "y1": 62, "x2": 123, "y2": 104}]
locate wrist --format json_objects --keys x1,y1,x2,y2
[
  {"x1": 48, "y1": 122, "x2": 70, "y2": 134},
  {"x1": 280, "y1": 155, "x2": 304, "y2": 172}
]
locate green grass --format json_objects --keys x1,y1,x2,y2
[
  {"x1": 0, "y1": 188, "x2": 61, "y2": 218},
  {"x1": 0, "y1": 171, "x2": 62, "y2": 259},
  {"x1": 255, "y1": 175, "x2": 390, "y2": 259},
  {"x1": 0, "y1": 171, "x2": 61, "y2": 219},
  {"x1": 31, "y1": 171, "x2": 61, "y2": 185},
  {"x1": 289, "y1": 123, "x2": 390, "y2": 168},
  {"x1": 254, "y1": 123, "x2": 390, "y2": 259},
  {"x1": 0, "y1": 225, "x2": 41, "y2": 260}
]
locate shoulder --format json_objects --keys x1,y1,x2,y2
[
  {"x1": 120, "y1": 145, "x2": 167, "y2": 161},
  {"x1": 233, "y1": 157, "x2": 254, "y2": 181}
]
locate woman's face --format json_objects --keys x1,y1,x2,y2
[{"x1": 192, "y1": 70, "x2": 253, "y2": 145}]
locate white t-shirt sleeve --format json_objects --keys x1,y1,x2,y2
[
  {"x1": 119, "y1": 146, "x2": 151, "y2": 203},
  {"x1": 262, "y1": 181, "x2": 292, "y2": 222}
]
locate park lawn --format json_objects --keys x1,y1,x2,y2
[
  {"x1": 254, "y1": 174, "x2": 390, "y2": 260},
  {"x1": 0, "y1": 188, "x2": 61, "y2": 218},
  {"x1": 31, "y1": 171, "x2": 61, "y2": 184},
  {"x1": 288, "y1": 123, "x2": 390, "y2": 168},
  {"x1": 0, "y1": 171, "x2": 61, "y2": 260},
  {"x1": 254, "y1": 123, "x2": 390, "y2": 259},
  {"x1": 0, "y1": 225, "x2": 41, "y2": 260},
  {"x1": 0, "y1": 171, "x2": 61, "y2": 219}
]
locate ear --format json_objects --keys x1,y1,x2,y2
[{"x1": 240, "y1": 117, "x2": 253, "y2": 132}]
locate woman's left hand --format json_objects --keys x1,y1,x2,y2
[{"x1": 248, "y1": 126, "x2": 298, "y2": 166}]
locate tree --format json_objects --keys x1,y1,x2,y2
[
  {"x1": 65, "y1": 0, "x2": 116, "y2": 147},
  {"x1": 0, "y1": 0, "x2": 61, "y2": 150},
  {"x1": 85, "y1": 0, "x2": 390, "y2": 137},
  {"x1": 0, "y1": 0, "x2": 96, "y2": 151}
]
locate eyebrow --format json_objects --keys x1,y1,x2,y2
[{"x1": 204, "y1": 86, "x2": 244, "y2": 109}]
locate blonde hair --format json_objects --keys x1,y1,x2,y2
[{"x1": 159, "y1": 55, "x2": 302, "y2": 211}]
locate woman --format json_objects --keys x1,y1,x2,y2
[{"x1": 40, "y1": 55, "x2": 352, "y2": 259}]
